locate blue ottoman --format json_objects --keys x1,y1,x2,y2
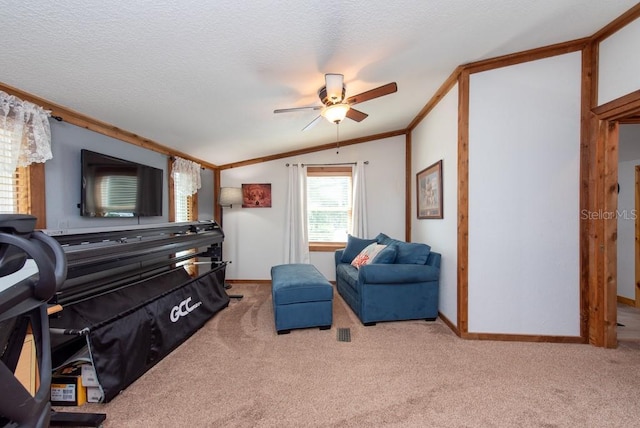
[{"x1": 271, "y1": 264, "x2": 333, "y2": 334}]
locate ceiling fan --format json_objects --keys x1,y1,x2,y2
[{"x1": 274, "y1": 73, "x2": 397, "y2": 131}]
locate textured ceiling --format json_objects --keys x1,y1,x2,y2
[{"x1": 0, "y1": 1, "x2": 636, "y2": 165}]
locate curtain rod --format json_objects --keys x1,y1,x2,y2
[{"x1": 285, "y1": 161, "x2": 369, "y2": 167}]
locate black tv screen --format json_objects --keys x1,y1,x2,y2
[{"x1": 80, "y1": 149, "x2": 163, "y2": 217}]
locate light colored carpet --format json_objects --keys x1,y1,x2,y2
[{"x1": 60, "y1": 283, "x2": 640, "y2": 427}]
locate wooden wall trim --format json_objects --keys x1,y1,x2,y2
[
  {"x1": 457, "y1": 70, "x2": 470, "y2": 335},
  {"x1": 214, "y1": 168, "x2": 221, "y2": 225},
  {"x1": 218, "y1": 129, "x2": 406, "y2": 170},
  {"x1": 588, "y1": 114, "x2": 606, "y2": 346},
  {"x1": 30, "y1": 163, "x2": 46, "y2": 229},
  {"x1": 603, "y1": 120, "x2": 619, "y2": 348},
  {"x1": 587, "y1": 117, "x2": 621, "y2": 348},
  {"x1": 617, "y1": 295, "x2": 635, "y2": 307},
  {"x1": 461, "y1": 332, "x2": 585, "y2": 344},
  {"x1": 590, "y1": 3, "x2": 640, "y2": 43},
  {"x1": 593, "y1": 90, "x2": 640, "y2": 120},
  {"x1": 579, "y1": 44, "x2": 596, "y2": 342},
  {"x1": 405, "y1": 132, "x2": 412, "y2": 242},
  {"x1": 167, "y1": 158, "x2": 176, "y2": 222},
  {"x1": 463, "y1": 38, "x2": 589, "y2": 75},
  {"x1": 0, "y1": 82, "x2": 218, "y2": 171},
  {"x1": 407, "y1": 66, "x2": 462, "y2": 131}
]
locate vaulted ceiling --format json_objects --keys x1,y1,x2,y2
[{"x1": 1, "y1": 1, "x2": 636, "y2": 166}]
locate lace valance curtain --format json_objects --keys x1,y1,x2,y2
[
  {"x1": 0, "y1": 91, "x2": 52, "y2": 174},
  {"x1": 171, "y1": 156, "x2": 202, "y2": 196}
]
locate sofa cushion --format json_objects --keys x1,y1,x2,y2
[
  {"x1": 375, "y1": 233, "x2": 431, "y2": 265},
  {"x1": 351, "y1": 243, "x2": 387, "y2": 268},
  {"x1": 375, "y1": 232, "x2": 394, "y2": 246},
  {"x1": 341, "y1": 235, "x2": 376, "y2": 264},
  {"x1": 336, "y1": 263, "x2": 359, "y2": 292},
  {"x1": 396, "y1": 242, "x2": 430, "y2": 265},
  {"x1": 371, "y1": 244, "x2": 397, "y2": 264}
]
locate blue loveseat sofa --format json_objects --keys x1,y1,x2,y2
[{"x1": 335, "y1": 233, "x2": 441, "y2": 325}]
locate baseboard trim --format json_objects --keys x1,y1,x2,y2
[
  {"x1": 226, "y1": 279, "x2": 337, "y2": 285},
  {"x1": 617, "y1": 295, "x2": 636, "y2": 306},
  {"x1": 438, "y1": 312, "x2": 460, "y2": 337},
  {"x1": 461, "y1": 332, "x2": 586, "y2": 344},
  {"x1": 226, "y1": 279, "x2": 271, "y2": 285},
  {"x1": 223, "y1": 283, "x2": 585, "y2": 345}
]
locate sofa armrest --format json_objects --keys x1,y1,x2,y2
[
  {"x1": 358, "y1": 263, "x2": 439, "y2": 284},
  {"x1": 335, "y1": 249, "x2": 345, "y2": 268}
]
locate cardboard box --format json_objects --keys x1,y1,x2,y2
[
  {"x1": 81, "y1": 363, "x2": 99, "y2": 387},
  {"x1": 86, "y1": 386, "x2": 103, "y2": 403},
  {"x1": 51, "y1": 364, "x2": 86, "y2": 406}
]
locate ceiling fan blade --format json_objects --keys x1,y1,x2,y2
[
  {"x1": 325, "y1": 73, "x2": 345, "y2": 103},
  {"x1": 345, "y1": 108, "x2": 368, "y2": 122},
  {"x1": 302, "y1": 115, "x2": 322, "y2": 131},
  {"x1": 346, "y1": 82, "x2": 397, "y2": 105},
  {"x1": 274, "y1": 106, "x2": 322, "y2": 114}
]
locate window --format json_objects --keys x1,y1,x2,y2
[
  {"x1": 306, "y1": 166, "x2": 352, "y2": 248},
  {"x1": 173, "y1": 172, "x2": 195, "y2": 223},
  {"x1": 172, "y1": 170, "x2": 198, "y2": 276},
  {"x1": 0, "y1": 127, "x2": 31, "y2": 215}
]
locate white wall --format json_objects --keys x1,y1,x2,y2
[
  {"x1": 598, "y1": 17, "x2": 640, "y2": 105},
  {"x1": 411, "y1": 84, "x2": 459, "y2": 326},
  {"x1": 468, "y1": 52, "x2": 582, "y2": 336},
  {"x1": 220, "y1": 135, "x2": 406, "y2": 281},
  {"x1": 617, "y1": 124, "x2": 640, "y2": 300}
]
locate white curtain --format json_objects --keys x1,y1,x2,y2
[
  {"x1": 284, "y1": 164, "x2": 309, "y2": 264},
  {"x1": 351, "y1": 161, "x2": 368, "y2": 238},
  {"x1": 0, "y1": 91, "x2": 52, "y2": 174},
  {"x1": 171, "y1": 157, "x2": 201, "y2": 196}
]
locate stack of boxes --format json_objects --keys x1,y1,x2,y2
[{"x1": 51, "y1": 362, "x2": 102, "y2": 406}]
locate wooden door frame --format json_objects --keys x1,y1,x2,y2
[{"x1": 590, "y1": 90, "x2": 640, "y2": 347}]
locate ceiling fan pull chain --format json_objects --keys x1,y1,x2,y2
[{"x1": 336, "y1": 124, "x2": 340, "y2": 154}]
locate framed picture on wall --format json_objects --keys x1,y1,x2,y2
[
  {"x1": 417, "y1": 160, "x2": 443, "y2": 219},
  {"x1": 242, "y1": 183, "x2": 272, "y2": 208}
]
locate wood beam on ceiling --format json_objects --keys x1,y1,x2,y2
[
  {"x1": 0, "y1": 82, "x2": 219, "y2": 171},
  {"x1": 407, "y1": 66, "x2": 463, "y2": 132},
  {"x1": 463, "y1": 38, "x2": 590, "y2": 75},
  {"x1": 217, "y1": 129, "x2": 407, "y2": 170},
  {"x1": 590, "y1": 2, "x2": 640, "y2": 43}
]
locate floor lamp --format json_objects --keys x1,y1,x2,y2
[{"x1": 219, "y1": 187, "x2": 243, "y2": 299}]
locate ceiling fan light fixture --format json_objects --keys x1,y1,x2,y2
[{"x1": 321, "y1": 103, "x2": 350, "y2": 124}]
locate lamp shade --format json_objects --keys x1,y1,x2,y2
[
  {"x1": 321, "y1": 103, "x2": 350, "y2": 124},
  {"x1": 325, "y1": 73, "x2": 344, "y2": 103},
  {"x1": 219, "y1": 187, "x2": 243, "y2": 207}
]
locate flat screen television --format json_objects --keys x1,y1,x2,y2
[{"x1": 80, "y1": 149, "x2": 163, "y2": 217}]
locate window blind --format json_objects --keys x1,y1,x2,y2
[
  {"x1": 0, "y1": 127, "x2": 30, "y2": 214},
  {"x1": 306, "y1": 173, "x2": 352, "y2": 242}
]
